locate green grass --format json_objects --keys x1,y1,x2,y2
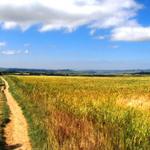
[
  {"x1": 4, "y1": 75, "x2": 150, "y2": 150},
  {"x1": 0, "y1": 78, "x2": 10, "y2": 149}
]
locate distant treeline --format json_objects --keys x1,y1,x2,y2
[{"x1": 1, "y1": 68, "x2": 150, "y2": 76}]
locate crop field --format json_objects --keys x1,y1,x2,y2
[{"x1": 5, "y1": 76, "x2": 150, "y2": 150}]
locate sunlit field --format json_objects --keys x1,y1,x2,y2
[{"x1": 5, "y1": 76, "x2": 150, "y2": 150}]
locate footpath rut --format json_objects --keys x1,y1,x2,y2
[{"x1": 1, "y1": 77, "x2": 31, "y2": 150}]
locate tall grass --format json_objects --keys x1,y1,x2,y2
[{"x1": 5, "y1": 76, "x2": 150, "y2": 150}]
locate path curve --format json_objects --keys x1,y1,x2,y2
[{"x1": 1, "y1": 77, "x2": 32, "y2": 150}]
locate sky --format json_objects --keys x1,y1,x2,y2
[{"x1": 0, "y1": 0, "x2": 150, "y2": 70}]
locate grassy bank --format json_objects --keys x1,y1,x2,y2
[
  {"x1": 5, "y1": 75, "x2": 150, "y2": 150},
  {"x1": 0, "y1": 78, "x2": 10, "y2": 149}
]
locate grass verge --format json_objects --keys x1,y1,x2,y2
[{"x1": 0, "y1": 78, "x2": 10, "y2": 149}]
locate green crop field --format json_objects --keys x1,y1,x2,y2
[{"x1": 5, "y1": 75, "x2": 150, "y2": 150}]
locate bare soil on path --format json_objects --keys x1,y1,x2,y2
[{"x1": 1, "y1": 77, "x2": 31, "y2": 150}]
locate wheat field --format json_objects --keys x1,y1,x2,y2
[{"x1": 5, "y1": 75, "x2": 150, "y2": 150}]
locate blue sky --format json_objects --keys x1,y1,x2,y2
[{"x1": 0, "y1": 0, "x2": 150, "y2": 70}]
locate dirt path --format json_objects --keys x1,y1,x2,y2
[{"x1": 1, "y1": 77, "x2": 32, "y2": 150}]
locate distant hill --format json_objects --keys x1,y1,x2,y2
[{"x1": 1, "y1": 67, "x2": 150, "y2": 76}]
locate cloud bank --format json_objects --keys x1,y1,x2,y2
[{"x1": 0, "y1": 0, "x2": 149, "y2": 41}]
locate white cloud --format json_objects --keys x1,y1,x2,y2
[
  {"x1": 0, "y1": 0, "x2": 150, "y2": 42},
  {"x1": 0, "y1": 49, "x2": 29, "y2": 55},
  {"x1": 0, "y1": 0, "x2": 142, "y2": 32},
  {"x1": 111, "y1": 26, "x2": 150, "y2": 41},
  {"x1": 2, "y1": 21, "x2": 17, "y2": 30},
  {"x1": 0, "y1": 41, "x2": 6, "y2": 47}
]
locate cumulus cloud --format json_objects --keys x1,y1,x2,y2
[
  {"x1": 0, "y1": 0, "x2": 150, "y2": 41},
  {"x1": 111, "y1": 26, "x2": 150, "y2": 41},
  {"x1": 0, "y1": 0, "x2": 142, "y2": 31},
  {"x1": 0, "y1": 49, "x2": 29, "y2": 55}
]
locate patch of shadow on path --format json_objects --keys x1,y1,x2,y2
[{"x1": 5, "y1": 144, "x2": 22, "y2": 150}]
